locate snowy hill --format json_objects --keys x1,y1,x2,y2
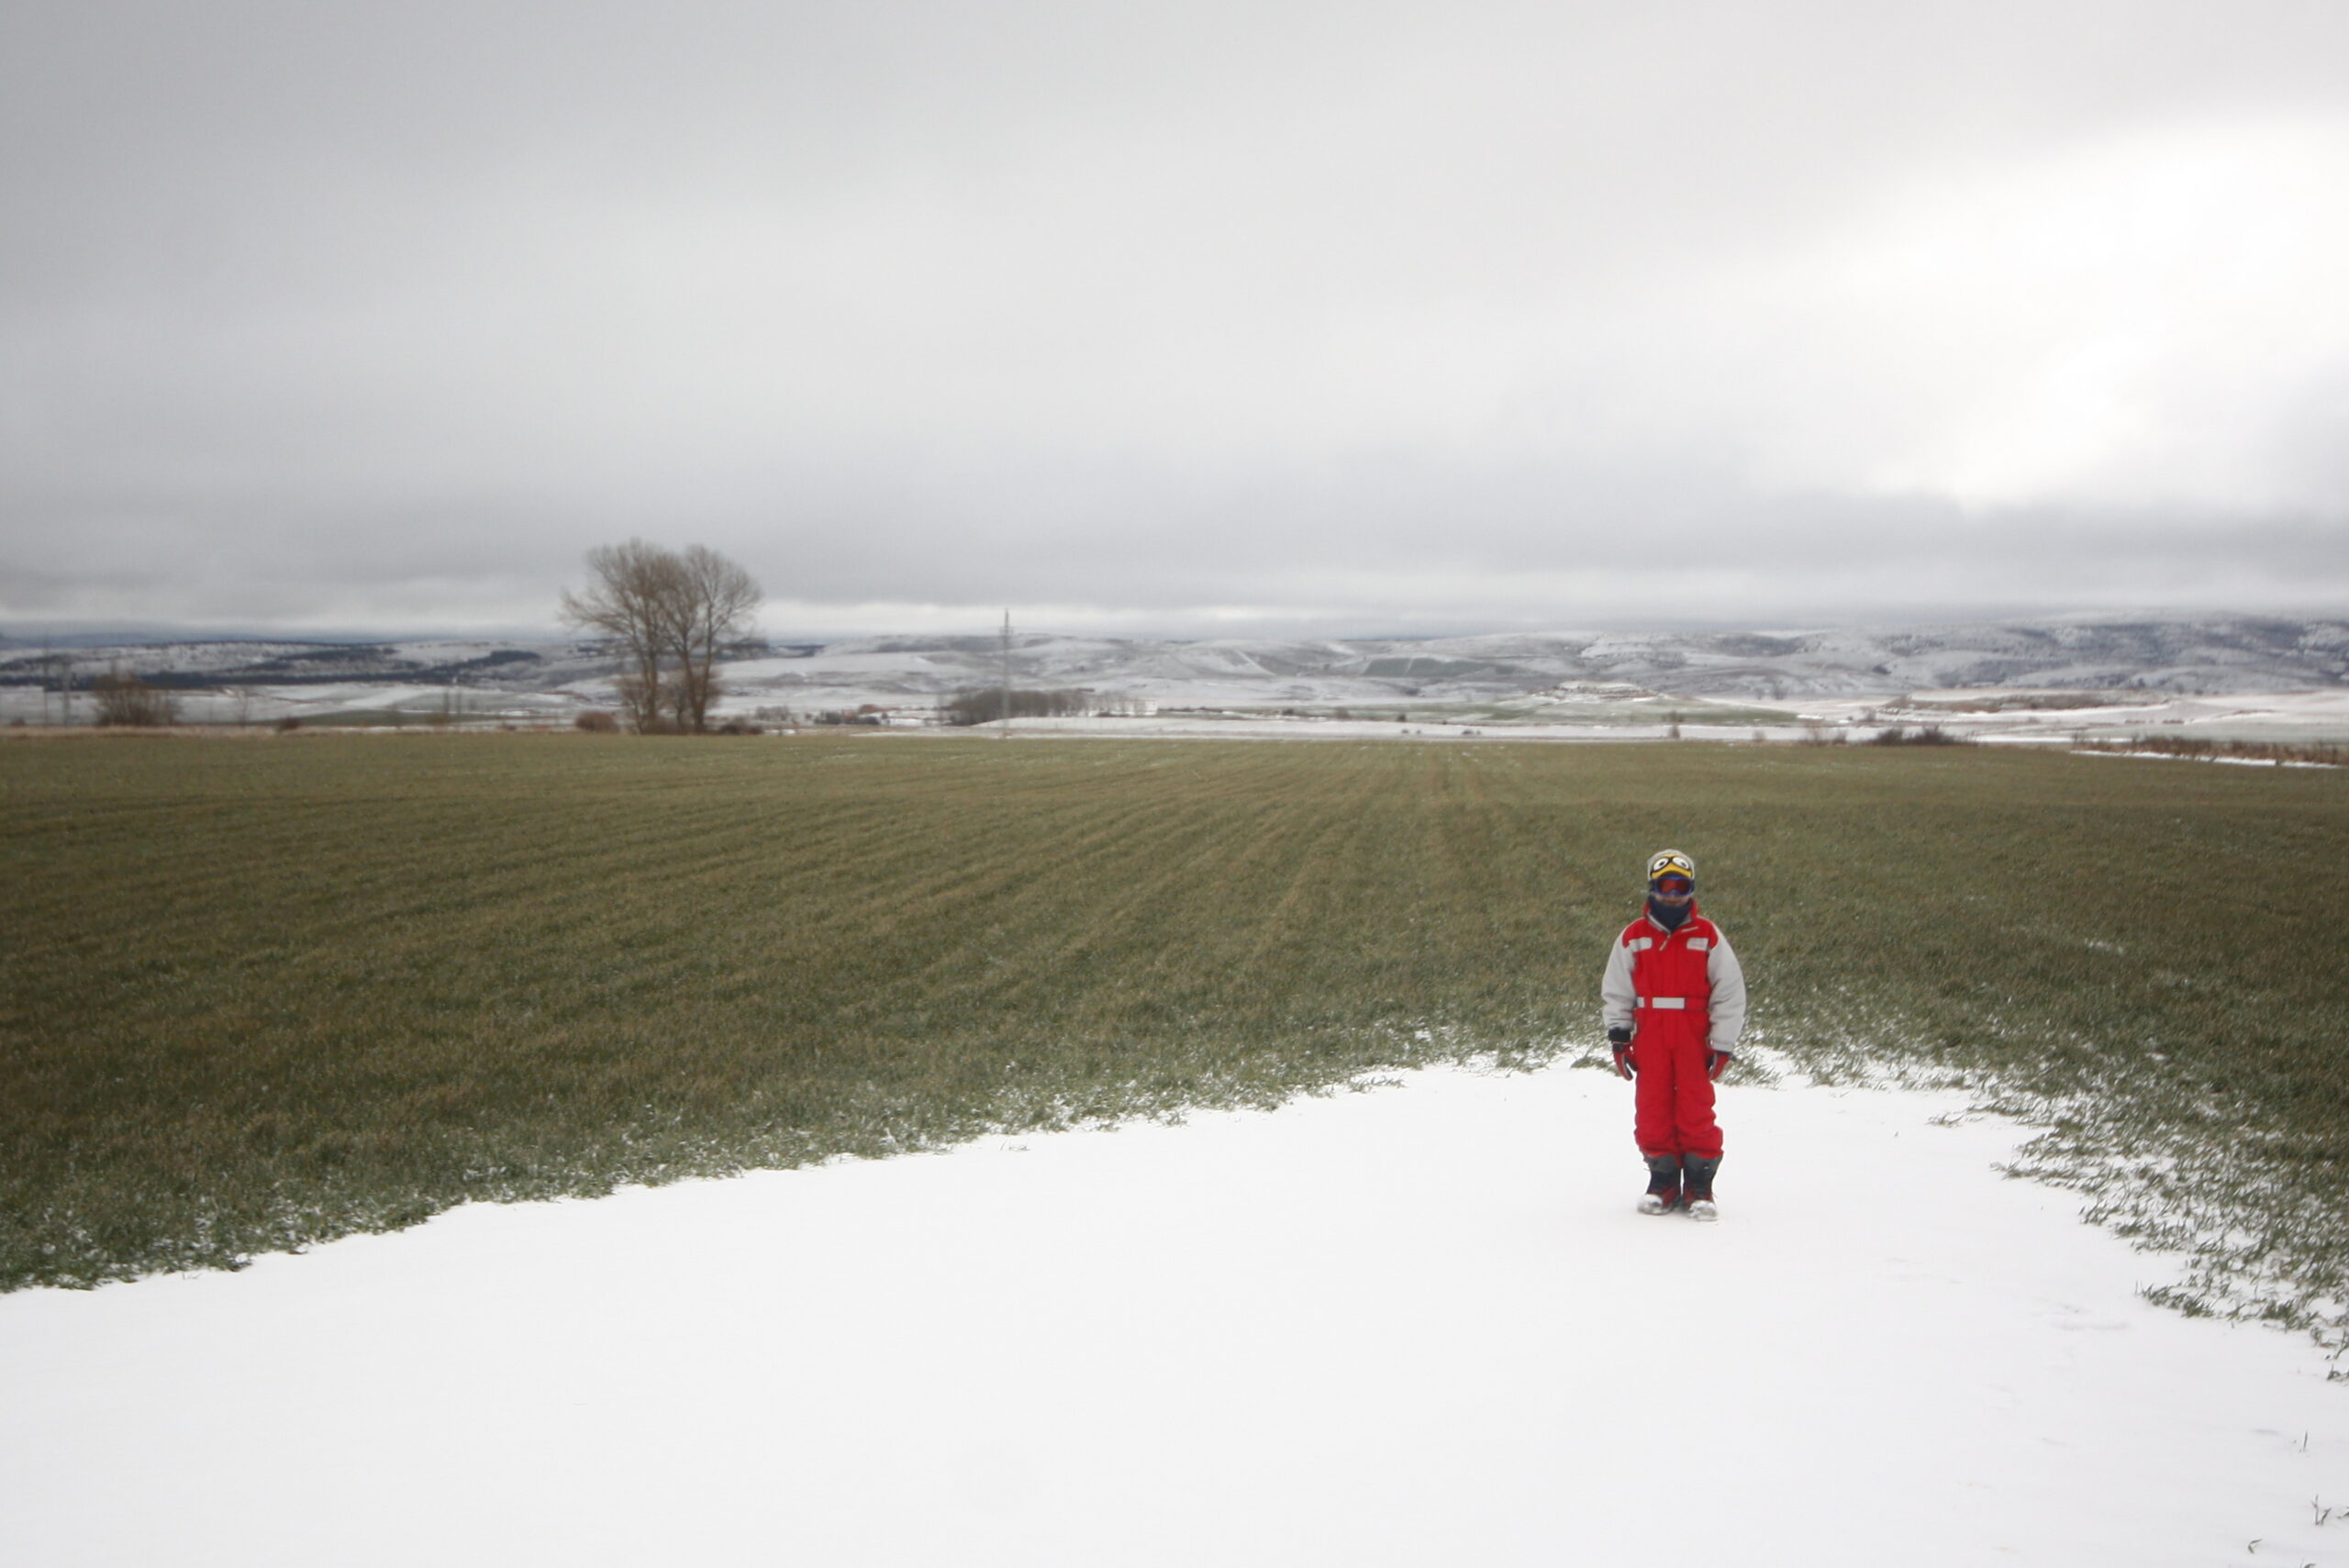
[
  {"x1": 6, "y1": 615, "x2": 2345, "y2": 727},
  {"x1": 721, "y1": 617, "x2": 2349, "y2": 709}
]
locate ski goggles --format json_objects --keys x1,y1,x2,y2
[{"x1": 1649, "y1": 876, "x2": 1695, "y2": 897}]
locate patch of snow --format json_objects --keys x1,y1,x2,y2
[
  {"x1": 1, "y1": 1067, "x2": 2341, "y2": 1566},
  {"x1": 2074, "y1": 751, "x2": 2343, "y2": 770}
]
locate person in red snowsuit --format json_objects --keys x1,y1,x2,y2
[{"x1": 1602, "y1": 850, "x2": 1746, "y2": 1220}]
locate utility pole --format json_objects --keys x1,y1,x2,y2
[
  {"x1": 998, "y1": 609, "x2": 1012, "y2": 739},
  {"x1": 42, "y1": 641, "x2": 72, "y2": 727}
]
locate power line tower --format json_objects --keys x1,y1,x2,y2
[{"x1": 41, "y1": 641, "x2": 72, "y2": 727}]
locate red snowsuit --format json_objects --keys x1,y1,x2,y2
[{"x1": 1600, "y1": 905, "x2": 1746, "y2": 1161}]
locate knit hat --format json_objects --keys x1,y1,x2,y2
[{"x1": 1647, "y1": 849, "x2": 1696, "y2": 886}]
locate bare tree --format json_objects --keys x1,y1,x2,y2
[
  {"x1": 664, "y1": 545, "x2": 761, "y2": 732},
  {"x1": 560, "y1": 540, "x2": 685, "y2": 732},
  {"x1": 559, "y1": 540, "x2": 761, "y2": 733},
  {"x1": 93, "y1": 666, "x2": 175, "y2": 727}
]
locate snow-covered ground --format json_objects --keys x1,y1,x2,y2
[
  {"x1": 1821, "y1": 686, "x2": 2349, "y2": 746},
  {"x1": 919, "y1": 714, "x2": 1808, "y2": 743},
  {"x1": 8, "y1": 616, "x2": 2346, "y2": 735},
  {"x1": 3, "y1": 1065, "x2": 2343, "y2": 1566}
]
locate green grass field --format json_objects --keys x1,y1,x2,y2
[{"x1": 5, "y1": 734, "x2": 2345, "y2": 1343}]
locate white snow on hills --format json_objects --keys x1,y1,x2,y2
[{"x1": 5, "y1": 615, "x2": 2346, "y2": 736}]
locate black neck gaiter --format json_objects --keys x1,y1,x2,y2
[{"x1": 1647, "y1": 897, "x2": 1694, "y2": 931}]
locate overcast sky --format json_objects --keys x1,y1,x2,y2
[{"x1": 6, "y1": 0, "x2": 2348, "y2": 639}]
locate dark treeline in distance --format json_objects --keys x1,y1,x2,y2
[{"x1": 941, "y1": 689, "x2": 1149, "y2": 725}]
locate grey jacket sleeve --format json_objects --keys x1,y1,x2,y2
[
  {"x1": 1600, "y1": 934, "x2": 1637, "y2": 1033},
  {"x1": 1706, "y1": 931, "x2": 1747, "y2": 1052}
]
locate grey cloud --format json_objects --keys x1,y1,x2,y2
[
  {"x1": 9, "y1": 432, "x2": 2349, "y2": 634},
  {"x1": 6, "y1": 1, "x2": 2349, "y2": 635}
]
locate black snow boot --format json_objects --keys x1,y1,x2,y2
[
  {"x1": 1682, "y1": 1155, "x2": 1721, "y2": 1222},
  {"x1": 1637, "y1": 1155, "x2": 1683, "y2": 1216}
]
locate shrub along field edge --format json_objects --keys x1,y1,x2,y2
[{"x1": 3, "y1": 734, "x2": 2344, "y2": 1351}]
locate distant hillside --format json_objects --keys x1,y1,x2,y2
[
  {"x1": 6, "y1": 615, "x2": 2344, "y2": 715},
  {"x1": 707, "y1": 616, "x2": 2349, "y2": 708},
  {"x1": 0, "y1": 639, "x2": 618, "y2": 691}
]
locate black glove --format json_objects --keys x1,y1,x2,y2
[
  {"x1": 1608, "y1": 1026, "x2": 1635, "y2": 1079},
  {"x1": 1707, "y1": 1050, "x2": 1732, "y2": 1082}
]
